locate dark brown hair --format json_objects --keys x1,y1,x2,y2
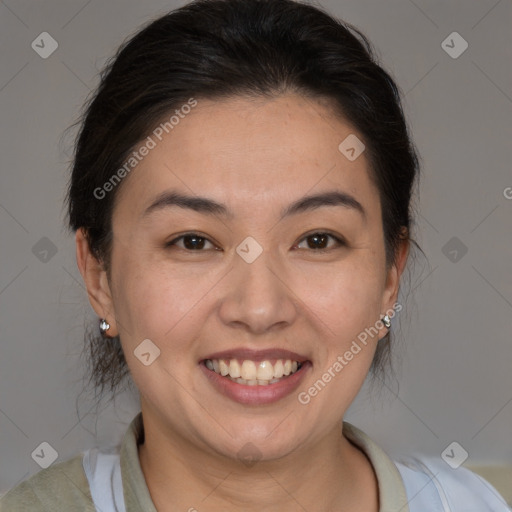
[{"x1": 66, "y1": 0, "x2": 421, "y2": 403}]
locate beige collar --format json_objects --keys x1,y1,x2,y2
[
  {"x1": 343, "y1": 421, "x2": 410, "y2": 512},
  {"x1": 120, "y1": 413, "x2": 409, "y2": 512}
]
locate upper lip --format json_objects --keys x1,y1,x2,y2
[{"x1": 202, "y1": 348, "x2": 309, "y2": 363}]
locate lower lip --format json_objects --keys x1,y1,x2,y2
[{"x1": 200, "y1": 362, "x2": 311, "y2": 405}]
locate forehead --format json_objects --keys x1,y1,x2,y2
[{"x1": 112, "y1": 94, "x2": 379, "y2": 223}]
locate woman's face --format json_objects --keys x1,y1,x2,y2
[{"x1": 81, "y1": 94, "x2": 406, "y2": 461}]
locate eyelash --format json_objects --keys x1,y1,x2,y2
[{"x1": 165, "y1": 231, "x2": 346, "y2": 252}]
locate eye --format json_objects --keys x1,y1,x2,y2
[
  {"x1": 294, "y1": 232, "x2": 345, "y2": 251},
  {"x1": 165, "y1": 233, "x2": 218, "y2": 251},
  {"x1": 165, "y1": 231, "x2": 344, "y2": 252}
]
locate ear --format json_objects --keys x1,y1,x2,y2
[
  {"x1": 75, "y1": 228, "x2": 118, "y2": 337},
  {"x1": 380, "y1": 233, "x2": 410, "y2": 316}
]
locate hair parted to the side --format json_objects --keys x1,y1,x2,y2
[{"x1": 66, "y1": 0, "x2": 422, "y2": 405}]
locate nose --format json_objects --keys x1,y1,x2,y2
[{"x1": 218, "y1": 247, "x2": 298, "y2": 335}]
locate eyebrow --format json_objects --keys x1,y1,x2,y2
[{"x1": 141, "y1": 189, "x2": 366, "y2": 222}]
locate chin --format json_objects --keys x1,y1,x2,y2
[{"x1": 201, "y1": 419, "x2": 305, "y2": 464}]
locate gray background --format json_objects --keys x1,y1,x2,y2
[{"x1": 1, "y1": 0, "x2": 511, "y2": 497}]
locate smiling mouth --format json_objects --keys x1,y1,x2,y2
[{"x1": 204, "y1": 358, "x2": 304, "y2": 385}]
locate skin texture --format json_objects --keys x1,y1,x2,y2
[{"x1": 76, "y1": 93, "x2": 409, "y2": 511}]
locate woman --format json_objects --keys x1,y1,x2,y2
[{"x1": 1, "y1": 0, "x2": 509, "y2": 510}]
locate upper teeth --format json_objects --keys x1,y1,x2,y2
[{"x1": 205, "y1": 358, "x2": 300, "y2": 382}]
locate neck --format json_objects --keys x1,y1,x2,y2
[{"x1": 137, "y1": 411, "x2": 379, "y2": 512}]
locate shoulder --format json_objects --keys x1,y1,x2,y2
[
  {"x1": 394, "y1": 455, "x2": 511, "y2": 512},
  {"x1": 0, "y1": 452, "x2": 94, "y2": 512}
]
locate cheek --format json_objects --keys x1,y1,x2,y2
[
  {"x1": 110, "y1": 250, "x2": 216, "y2": 356},
  {"x1": 109, "y1": 257, "x2": 204, "y2": 400},
  {"x1": 304, "y1": 256, "x2": 385, "y2": 342},
  {"x1": 297, "y1": 263, "x2": 384, "y2": 418}
]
